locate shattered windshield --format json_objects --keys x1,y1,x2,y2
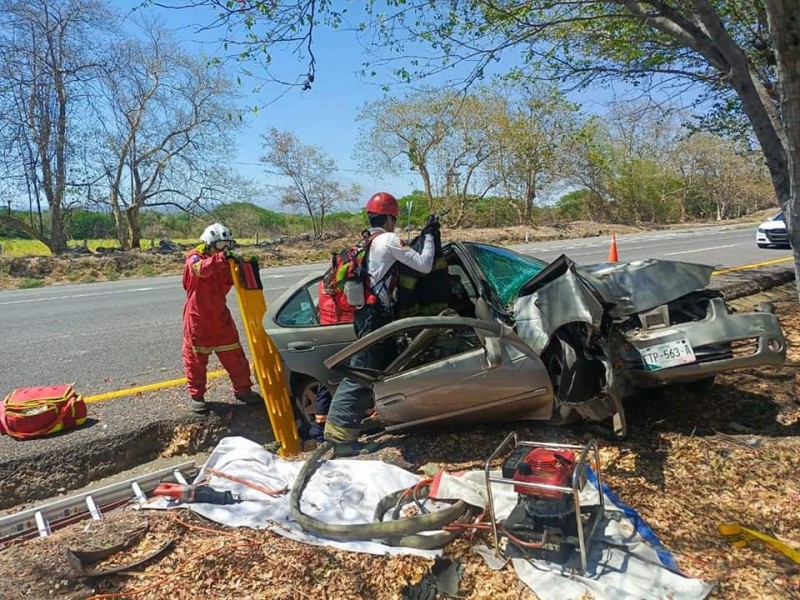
[{"x1": 465, "y1": 243, "x2": 547, "y2": 305}]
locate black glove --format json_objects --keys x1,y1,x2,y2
[{"x1": 421, "y1": 214, "x2": 440, "y2": 237}]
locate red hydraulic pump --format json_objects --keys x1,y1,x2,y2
[{"x1": 510, "y1": 448, "x2": 576, "y2": 499}]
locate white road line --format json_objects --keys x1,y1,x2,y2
[
  {"x1": 663, "y1": 244, "x2": 738, "y2": 256},
  {"x1": 0, "y1": 286, "x2": 167, "y2": 306},
  {"x1": 0, "y1": 283, "x2": 290, "y2": 306}
]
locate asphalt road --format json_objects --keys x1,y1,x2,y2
[{"x1": 0, "y1": 224, "x2": 791, "y2": 396}]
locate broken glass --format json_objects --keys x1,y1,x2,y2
[{"x1": 466, "y1": 243, "x2": 547, "y2": 305}]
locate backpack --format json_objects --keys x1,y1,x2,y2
[
  {"x1": 0, "y1": 384, "x2": 88, "y2": 440},
  {"x1": 323, "y1": 230, "x2": 385, "y2": 309}
]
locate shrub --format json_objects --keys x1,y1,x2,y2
[{"x1": 19, "y1": 278, "x2": 45, "y2": 289}]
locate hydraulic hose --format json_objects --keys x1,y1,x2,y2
[
  {"x1": 289, "y1": 442, "x2": 471, "y2": 549},
  {"x1": 372, "y1": 485, "x2": 474, "y2": 550}
]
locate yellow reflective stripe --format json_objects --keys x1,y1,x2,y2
[
  {"x1": 396, "y1": 306, "x2": 419, "y2": 318},
  {"x1": 191, "y1": 342, "x2": 242, "y2": 354},
  {"x1": 419, "y1": 303, "x2": 449, "y2": 316},
  {"x1": 397, "y1": 275, "x2": 418, "y2": 289},
  {"x1": 323, "y1": 421, "x2": 360, "y2": 443},
  {"x1": 191, "y1": 260, "x2": 204, "y2": 277}
]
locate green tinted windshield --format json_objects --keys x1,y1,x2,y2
[{"x1": 466, "y1": 243, "x2": 547, "y2": 305}]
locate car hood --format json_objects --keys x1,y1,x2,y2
[
  {"x1": 514, "y1": 256, "x2": 714, "y2": 352},
  {"x1": 759, "y1": 220, "x2": 786, "y2": 230},
  {"x1": 519, "y1": 255, "x2": 714, "y2": 317}
]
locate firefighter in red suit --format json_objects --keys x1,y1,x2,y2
[{"x1": 182, "y1": 223, "x2": 263, "y2": 414}]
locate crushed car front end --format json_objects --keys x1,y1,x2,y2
[
  {"x1": 617, "y1": 293, "x2": 785, "y2": 387},
  {"x1": 513, "y1": 256, "x2": 787, "y2": 436}
]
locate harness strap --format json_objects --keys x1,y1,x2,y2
[{"x1": 362, "y1": 231, "x2": 396, "y2": 306}]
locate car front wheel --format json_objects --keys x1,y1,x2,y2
[{"x1": 293, "y1": 377, "x2": 321, "y2": 427}]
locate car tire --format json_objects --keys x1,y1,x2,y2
[
  {"x1": 294, "y1": 377, "x2": 320, "y2": 426},
  {"x1": 683, "y1": 376, "x2": 716, "y2": 394}
]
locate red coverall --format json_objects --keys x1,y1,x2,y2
[{"x1": 181, "y1": 247, "x2": 252, "y2": 400}]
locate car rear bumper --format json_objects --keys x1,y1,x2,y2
[{"x1": 622, "y1": 298, "x2": 786, "y2": 386}]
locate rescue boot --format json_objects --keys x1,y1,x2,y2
[
  {"x1": 235, "y1": 389, "x2": 263, "y2": 405},
  {"x1": 189, "y1": 396, "x2": 208, "y2": 414}
]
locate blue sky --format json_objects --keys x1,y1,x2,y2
[
  {"x1": 121, "y1": 1, "x2": 427, "y2": 210},
  {"x1": 117, "y1": 1, "x2": 685, "y2": 212}
]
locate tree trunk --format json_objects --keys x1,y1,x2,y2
[
  {"x1": 110, "y1": 190, "x2": 129, "y2": 250},
  {"x1": 419, "y1": 165, "x2": 435, "y2": 212},
  {"x1": 525, "y1": 177, "x2": 536, "y2": 225},
  {"x1": 0, "y1": 215, "x2": 51, "y2": 247},
  {"x1": 49, "y1": 203, "x2": 68, "y2": 253},
  {"x1": 126, "y1": 205, "x2": 142, "y2": 249},
  {"x1": 764, "y1": 0, "x2": 800, "y2": 301},
  {"x1": 306, "y1": 203, "x2": 320, "y2": 239},
  {"x1": 52, "y1": 50, "x2": 69, "y2": 254}
]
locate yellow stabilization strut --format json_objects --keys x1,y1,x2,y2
[
  {"x1": 229, "y1": 255, "x2": 301, "y2": 456},
  {"x1": 719, "y1": 521, "x2": 800, "y2": 564}
]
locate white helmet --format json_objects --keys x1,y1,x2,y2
[{"x1": 200, "y1": 223, "x2": 234, "y2": 248}]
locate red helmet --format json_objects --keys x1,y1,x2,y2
[{"x1": 365, "y1": 192, "x2": 399, "y2": 217}]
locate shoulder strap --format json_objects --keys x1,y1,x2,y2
[{"x1": 363, "y1": 231, "x2": 398, "y2": 302}]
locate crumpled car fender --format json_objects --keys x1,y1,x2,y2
[{"x1": 514, "y1": 263, "x2": 605, "y2": 354}]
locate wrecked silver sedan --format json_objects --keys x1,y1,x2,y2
[{"x1": 265, "y1": 242, "x2": 786, "y2": 437}]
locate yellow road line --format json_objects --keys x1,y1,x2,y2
[
  {"x1": 85, "y1": 369, "x2": 227, "y2": 404},
  {"x1": 84, "y1": 255, "x2": 795, "y2": 404},
  {"x1": 712, "y1": 256, "x2": 793, "y2": 275}
]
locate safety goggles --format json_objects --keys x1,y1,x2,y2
[{"x1": 214, "y1": 240, "x2": 235, "y2": 250}]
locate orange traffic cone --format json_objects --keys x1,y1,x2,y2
[{"x1": 608, "y1": 234, "x2": 619, "y2": 263}]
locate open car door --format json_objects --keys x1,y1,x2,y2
[{"x1": 324, "y1": 316, "x2": 554, "y2": 431}]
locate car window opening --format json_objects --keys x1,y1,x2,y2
[{"x1": 387, "y1": 325, "x2": 484, "y2": 376}]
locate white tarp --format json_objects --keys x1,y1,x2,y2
[
  {"x1": 180, "y1": 436, "x2": 438, "y2": 558},
  {"x1": 145, "y1": 436, "x2": 712, "y2": 599}
]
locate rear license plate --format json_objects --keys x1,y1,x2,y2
[{"x1": 641, "y1": 339, "x2": 696, "y2": 371}]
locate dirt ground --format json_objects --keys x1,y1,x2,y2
[
  {"x1": 1, "y1": 297, "x2": 798, "y2": 599},
  {"x1": 0, "y1": 217, "x2": 757, "y2": 290}
]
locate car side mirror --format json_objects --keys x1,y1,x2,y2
[{"x1": 485, "y1": 336, "x2": 503, "y2": 369}]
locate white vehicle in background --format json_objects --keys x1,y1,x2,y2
[{"x1": 756, "y1": 211, "x2": 790, "y2": 248}]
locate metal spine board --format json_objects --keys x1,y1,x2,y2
[{"x1": 0, "y1": 460, "x2": 196, "y2": 544}]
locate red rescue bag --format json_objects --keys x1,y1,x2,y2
[{"x1": 0, "y1": 384, "x2": 88, "y2": 440}]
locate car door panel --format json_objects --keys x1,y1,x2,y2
[
  {"x1": 268, "y1": 322, "x2": 355, "y2": 386},
  {"x1": 376, "y1": 346, "x2": 552, "y2": 429},
  {"x1": 325, "y1": 316, "x2": 554, "y2": 429}
]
